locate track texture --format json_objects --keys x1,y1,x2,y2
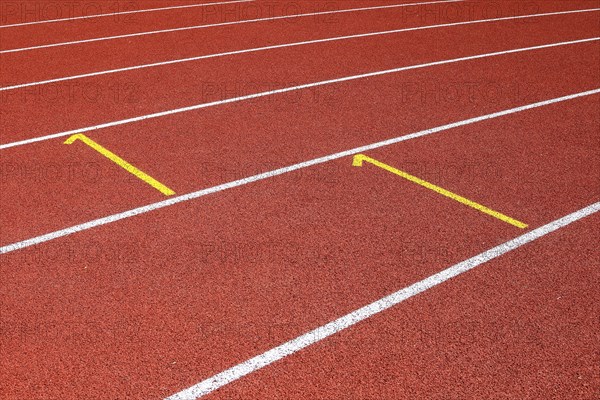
[{"x1": 1, "y1": 0, "x2": 599, "y2": 399}]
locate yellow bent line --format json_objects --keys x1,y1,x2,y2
[
  {"x1": 353, "y1": 154, "x2": 527, "y2": 229},
  {"x1": 65, "y1": 134, "x2": 175, "y2": 196}
]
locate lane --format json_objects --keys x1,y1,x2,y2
[
  {"x1": 1, "y1": 0, "x2": 597, "y2": 84},
  {"x1": 1, "y1": 39, "x2": 599, "y2": 246},
  {"x1": 0, "y1": 0, "x2": 255, "y2": 28},
  {"x1": 0, "y1": 0, "x2": 465, "y2": 51},
  {"x1": 0, "y1": 0, "x2": 256, "y2": 27},
  {"x1": 1, "y1": 94, "x2": 598, "y2": 399},
  {"x1": 205, "y1": 210, "x2": 600, "y2": 400},
  {"x1": 2, "y1": 89, "x2": 599, "y2": 254},
  {"x1": 2, "y1": 12, "x2": 599, "y2": 145},
  {"x1": 3, "y1": 7, "x2": 599, "y2": 93}
]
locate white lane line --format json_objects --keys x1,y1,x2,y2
[
  {"x1": 0, "y1": 0, "x2": 254, "y2": 28},
  {"x1": 0, "y1": 0, "x2": 464, "y2": 54},
  {"x1": 2, "y1": 7, "x2": 598, "y2": 92},
  {"x1": 2, "y1": 37, "x2": 598, "y2": 151},
  {"x1": 164, "y1": 201, "x2": 600, "y2": 400},
  {"x1": 1, "y1": 88, "x2": 598, "y2": 256}
]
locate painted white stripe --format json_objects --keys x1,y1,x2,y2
[
  {"x1": 1, "y1": 88, "x2": 598, "y2": 256},
  {"x1": 164, "y1": 201, "x2": 600, "y2": 400},
  {"x1": 0, "y1": 0, "x2": 254, "y2": 29},
  {"x1": 0, "y1": 0, "x2": 253, "y2": 28},
  {"x1": 2, "y1": 37, "x2": 598, "y2": 151},
  {"x1": 0, "y1": 0, "x2": 464, "y2": 54},
  {"x1": 3, "y1": 7, "x2": 598, "y2": 92}
]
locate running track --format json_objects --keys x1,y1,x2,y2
[{"x1": 0, "y1": 0, "x2": 599, "y2": 399}]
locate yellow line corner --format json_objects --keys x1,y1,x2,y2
[
  {"x1": 353, "y1": 153, "x2": 528, "y2": 229},
  {"x1": 64, "y1": 133, "x2": 175, "y2": 196}
]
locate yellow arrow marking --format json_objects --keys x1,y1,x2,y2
[
  {"x1": 352, "y1": 154, "x2": 527, "y2": 229},
  {"x1": 65, "y1": 134, "x2": 175, "y2": 196}
]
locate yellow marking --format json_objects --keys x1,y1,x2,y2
[
  {"x1": 65, "y1": 134, "x2": 175, "y2": 196},
  {"x1": 352, "y1": 154, "x2": 527, "y2": 229}
]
